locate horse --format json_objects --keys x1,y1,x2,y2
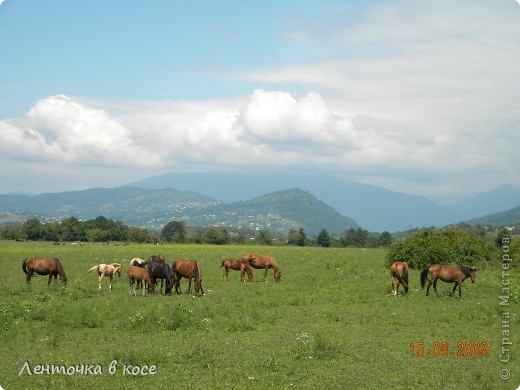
[
  {"x1": 88, "y1": 263, "x2": 122, "y2": 292},
  {"x1": 130, "y1": 258, "x2": 147, "y2": 267},
  {"x1": 148, "y1": 261, "x2": 173, "y2": 295},
  {"x1": 241, "y1": 253, "x2": 281, "y2": 283},
  {"x1": 22, "y1": 256, "x2": 67, "y2": 286},
  {"x1": 420, "y1": 264, "x2": 476, "y2": 297},
  {"x1": 172, "y1": 259, "x2": 204, "y2": 296},
  {"x1": 220, "y1": 259, "x2": 253, "y2": 282},
  {"x1": 148, "y1": 254, "x2": 165, "y2": 264},
  {"x1": 127, "y1": 266, "x2": 154, "y2": 296},
  {"x1": 390, "y1": 261, "x2": 409, "y2": 296}
]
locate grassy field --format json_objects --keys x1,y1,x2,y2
[{"x1": 0, "y1": 241, "x2": 517, "y2": 389}]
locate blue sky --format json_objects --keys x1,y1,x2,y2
[{"x1": 0, "y1": 0, "x2": 519, "y2": 204}]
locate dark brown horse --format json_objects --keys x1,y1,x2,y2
[
  {"x1": 420, "y1": 264, "x2": 476, "y2": 297},
  {"x1": 127, "y1": 265, "x2": 154, "y2": 296},
  {"x1": 148, "y1": 254, "x2": 165, "y2": 264},
  {"x1": 22, "y1": 256, "x2": 67, "y2": 286},
  {"x1": 241, "y1": 253, "x2": 281, "y2": 282},
  {"x1": 390, "y1": 261, "x2": 408, "y2": 296},
  {"x1": 220, "y1": 259, "x2": 253, "y2": 282},
  {"x1": 172, "y1": 259, "x2": 204, "y2": 295}
]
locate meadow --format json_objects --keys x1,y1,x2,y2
[{"x1": 0, "y1": 241, "x2": 516, "y2": 389}]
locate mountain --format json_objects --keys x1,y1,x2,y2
[
  {"x1": 0, "y1": 187, "x2": 358, "y2": 235},
  {"x1": 467, "y1": 205, "x2": 520, "y2": 227},
  {"x1": 195, "y1": 188, "x2": 359, "y2": 235},
  {"x1": 127, "y1": 172, "x2": 460, "y2": 232},
  {"x1": 0, "y1": 187, "x2": 219, "y2": 230},
  {"x1": 450, "y1": 184, "x2": 520, "y2": 220}
]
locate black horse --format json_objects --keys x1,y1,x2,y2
[{"x1": 148, "y1": 262, "x2": 173, "y2": 295}]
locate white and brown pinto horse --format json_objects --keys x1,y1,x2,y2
[
  {"x1": 88, "y1": 263, "x2": 122, "y2": 292},
  {"x1": 241, "y1": 253, "x2": 281, "y2": 283}
]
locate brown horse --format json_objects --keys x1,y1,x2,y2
[
  {"x1": 172, "y1": 259, "x2": 204, "y2": 295},
  {"x1": 22, "y1": 256, "x2": 67, "y2": 286},
  {"x1": 390, "y1": 261, "x2": 409, "y2": 296},
  {"x1": 127, "y1": 265, "x2": 154, "y2": 296},
  {"x1": 88, "y1": 263, "x2": 122, "y2": 292},
  {"x1": 241, "y1": 253, "x2": 281, "y2": 282},
  {"x1": 420, "y1": 264, "x2": 476, "y2": 297},
  {"x1": 220, "y1": 259, "x2": 253, "y2": 282}
]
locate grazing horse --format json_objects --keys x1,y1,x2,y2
[
  {"x1": 420, "y1": 264, "x2": 476, "y2": 297},
  {"x1": 130, "y1": 258, "x2": 147, "y2": 267},
  {"x1": 127, "y1": 266, "x2": 154, "y2": 296},
  {"x1": 220, "y1": 259, "x2": 253, "y2": 282},
  {"x1": 241, "y1": 253, "x2": 281, "y2": 283},
  {"x1": 148, "y1": 254, "x2": 165, "y2": 264},
  {"x1": 22, "y1": 256, "x2": 67, "y2": 286},
  {"x1": 172, "y1": 259, "x2": 204, "y2": 296},
  {"x1": 148, "y1": 262, "x2": 173, "y2": 295},
  {"x1": 390, "y1": 261, "x2": 409, "y2": 296},
  {"x1": 88, "y1": 263, "x2": 122, "y2": 292}
]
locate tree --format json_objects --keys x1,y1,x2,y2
[
  {"x1": 316, "y1": 229, "x2": 331, "y2": 247},
  {"x1": 377, "y1": 231, "x2": 393, "y2": 247},
  {"x1": 86, "y1": 228, "x2": 106, "y2": 244},
  {"x1": 202, "y1": 227, "x2": 228, "y2": 245},
  {"x1": 161, "y1": 220, "x2": 187, "y2": 242},
  {"x1": 23, "y1": 218, "x2": 43, "y2": 240},
  {"x1": 287, "y1": 227, "x2": 306, "y2": 246},
  {"x1": 255, "y1": 230, "x2": 273, "y2": 245}
]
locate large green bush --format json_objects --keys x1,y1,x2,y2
[{"x1": 385, "y1": 228, "x2": 496, "y2": 269}]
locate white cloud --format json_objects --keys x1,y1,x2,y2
[{"x1": 1, "y1": 95, "x2": 159, "y2": 167}]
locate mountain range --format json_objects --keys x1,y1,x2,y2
[{"x1": 1, "y1": 172, "x2": 519, "y2": 233}]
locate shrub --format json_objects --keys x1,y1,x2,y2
[{"x1": 385, "y1": 228, "x2": 496, "y2": 269}]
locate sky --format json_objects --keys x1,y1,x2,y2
[{"x1": 0, "y1": 0, "x2": 519, "y2": 205}]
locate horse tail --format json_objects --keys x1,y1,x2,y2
[
  {"x1": 22, "y1": 258, "x2": 29, "y2": 274},
  {"x1": 88, "y1": 265, "x2": 99, "y2": 273},
  {"x1": 420, "y1": 266, "x2": 429, "y2": 289}
]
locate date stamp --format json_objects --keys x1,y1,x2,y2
[{"x1": 409, "y1": 341, "x2": 489, "y2": 357}]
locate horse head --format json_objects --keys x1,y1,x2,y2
[
  {"x1": 469, "y1": 267, "x2": 476, "y2": 283},
  {"x1": 274, "y1": 270, "x2": 281, "y2": 283}
]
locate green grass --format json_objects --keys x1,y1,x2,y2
[{"x1": 0, "y1": 241, "x2": 517, "y2": 389}]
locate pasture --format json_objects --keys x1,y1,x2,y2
[{"x1": 0, "y1": 241, "x2": 516, "y2": 389}]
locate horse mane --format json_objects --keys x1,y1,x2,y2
[
  {"x1": 269, "y1": 257, "x2": 280, "y2": 272},
  {"x1": 193, "y1": 260, "x2": 200, "y2": 282},
  {"x1": 55, "y1": 258, "x2": 67, "y2": 282},
  {"x1": 458, "y1": 266, "x2": 474, "y2": 277}
]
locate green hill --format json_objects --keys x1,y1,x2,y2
[{"x1": 0, "y1": 187, "x2": 359, "y2": 235}]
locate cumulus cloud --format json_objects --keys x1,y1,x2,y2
[{"x1": 0, "y1": 95, "x2": 159, "y2": 167}]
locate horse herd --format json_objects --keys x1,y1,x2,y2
[
  {"x1": 21, "y1": 253, "x2": 282, "y2": 297},
  {"x1": 390, "y1": 261, "x2": 477, "y2": 297},
  {"x1": 21, "y1": 255, "x2": 475, "y2": 298}
]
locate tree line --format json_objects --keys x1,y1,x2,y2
[{"x1": 0, "y1": 216, "x2": 394, "y2": 247}]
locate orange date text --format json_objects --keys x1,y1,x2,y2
[{"x1": 409, "y1": 341, "x2": 489, "y2": 357}]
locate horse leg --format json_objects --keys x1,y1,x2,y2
[
  {"x1": 433, "y1": 279, "x2": 439, "y2": 296},
  {"x1": 450, "y1": 282, "x2": 457, "y2": 296},
  {"x1": 263, "y1": 267, "x2": 268, "y2": 283},
  {"x1": 187, "y1": 277, "x2": 192, "y2": 294},
  {"x1": 48, "y1": 274, "x2": 53, "y2": 286},
  {"x1": 458, "y1": 281, "x2": 462, "y2": 297},
  {"x1": 109, "y1": 276, "x2": 113, "y2": 292},
  {"x1": 98, "y1": 274, "x2": 104, "y2": 291},
  {"x1": 391, "y1": 275, "x2": 396, "y2": 295},
  {"x1": 426, "y1": 279, "x2": 432, "y2": 296}
]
